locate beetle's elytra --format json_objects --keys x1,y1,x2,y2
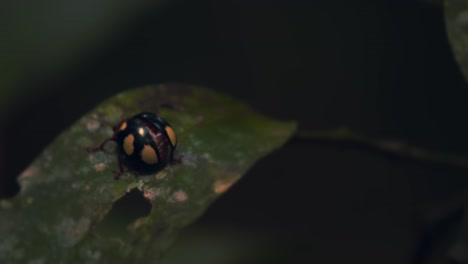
[{"x1": 89, "y1": 112, "x2": 177, "y2": 179}]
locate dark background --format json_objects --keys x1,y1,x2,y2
[{"x1": 2, "y1": 0, "x2": 468, "y2": 263}]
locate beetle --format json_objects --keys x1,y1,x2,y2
[{"x1": 88, "y1": 112, "x2": 178, "y2": 179}]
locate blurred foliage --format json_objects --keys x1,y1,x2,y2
[
  {"x1": 0, "y1": 0, "x2": 167, "y2": 119},
  {"x1": 445, "y1": 0, "x2": 468, "y2": 83},
  {"x1": 0, "y1": 84, "x2": 296, "y2": 263},
  {"x1": 444, "y1": 1, "x2": 468, "y2": 262}
]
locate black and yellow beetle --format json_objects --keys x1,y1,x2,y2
[{"x1": 89, "y1": 112, "x2": 178, "y2": 179}]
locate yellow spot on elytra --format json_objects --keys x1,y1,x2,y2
[
  {"x1": 165, "y1": 126, "x2": 177, "y2": 147},
  {"x1": 119, "y1": 122, "x2": 127, "y2": 131},
  {"x1": 138, "y1": 127, "x2": 145, "y2": 136},
  {"x1": 141, "y1": 145, "x2": 159, "y2": 164},
  {"x1": 123, "y1": 135, "x2": 135, "y2": 155}
]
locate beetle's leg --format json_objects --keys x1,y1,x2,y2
[
  {"x1": 87, "y1": 136, "x2": 115, "y2": 153},
  {"x1": 131, "y1": 170, "x2": 140, "y2": 178},
  {"x1": 113, "y1": 155, "x2": 125, "y2": 180},
  {"x1": 170, "y1": 153, "x2": 183, "y2": 164}
]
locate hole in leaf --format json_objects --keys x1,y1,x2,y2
[{"x1": 96, "y1": 188, "x2": 152, "y2": 237}]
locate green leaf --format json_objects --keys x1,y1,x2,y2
[
  {"x1": 0, "y1": 84, "x2": 296, "y2": 263},
  {"x1": 445, "y1": 0, "x2": 468, "y2": 83}
]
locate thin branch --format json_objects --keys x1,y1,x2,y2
[{"x1": 295, "y1": 128, "x2": 468, "y2": 170}]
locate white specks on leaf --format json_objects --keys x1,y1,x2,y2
[
  {"x1": 86, "y1": 120, "x2": 101, "y2": 132},
  {"x1": 87, "y1": 153, "x2": 114, "y2": 176},
  {"x1": 55, "y1": 217, "x2": 91, "y2": 248},
  {"x1": 187, "y1": 134, "x2": 202, "y2": 147},
  {"x1": 81, "y1": 249, "x2": 101, "y2": 262},
  {"x1": 71, "y1": 182, "x2": 82, "y2": 190},
  {"x1": 139, "y1": 177, "x2": 151, "y2": 184},
  {"x1": 180, "y1": 152, "x2": 197, "y2": 168},
  {"x1": 126, "y1": 180, "x2": 144, "y2": 193},
  {"x1": 155, "y1": 171, "x2": 167, "y2": 180},
  {"x1": 126, "y1": 183, "x2": 138, "y2": 192},
  {"x1": 152, "y1": 187, "x2": 171, "y2": 199},
  {"x1": 87, "y1": 154, "x2": 97, "y2": 163},
  {"x1": 202, "y1": 153, "x2": 214, "y2": 164},
  {"x1": 169, "y1": 190, "x2": 188, "y2": 203},
  {"x1": 137, "y1": 180, "x2": 145, "y2": 190},
  {"x1": 143, "y1": 188, "x2": 157, "y2": 201},
  {"x1": 94, "y1": 163, "x2": 106, "y2": 172}
]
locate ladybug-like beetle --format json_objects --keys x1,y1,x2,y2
[{"x1": 89, "y1": 112, "x2": 177, "y2": 179}]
